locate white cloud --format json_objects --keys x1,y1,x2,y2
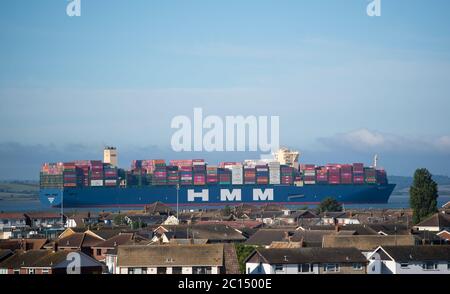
[{"x1": 319, "y1": 129, "x2": 450, "y2": 154}]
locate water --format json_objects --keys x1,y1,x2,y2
[{"x1": 0, "y1": 195, "x2": 449, "y2": 213}]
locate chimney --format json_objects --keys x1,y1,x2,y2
[
  {"x1": 20, "y1": 239, "x2": 26, "y2": 251},
  {"x1": 335, "y1": 223, "x2": 340, "y2": 232}
]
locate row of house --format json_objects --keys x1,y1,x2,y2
[{"x1": 245, "y1": 246, "x2": 450, "y2": 274}]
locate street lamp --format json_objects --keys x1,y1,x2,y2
[{"x1": 176, "y1": 184, "x2": 180, "y2": 221}]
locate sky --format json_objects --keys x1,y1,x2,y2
[{"x1": 1, "y1": 0, "x2": 450, "y2": 179}]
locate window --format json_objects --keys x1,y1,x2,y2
[
  {"x1": 422, "y1": 262, "x2": 438, "y2": 270},
  {"x1": 172, "y1": 267, "x2": 182, "y2": 274},
  {"x1": 42, "y1": 269, "x2": 50, "y2": 274},
  {"x1": 96, "y1": 249, "x2": 102, "y2": 256},
  {"x1": 298, "y1": 264, "x2": 312, "y2": 273},
  {"x1": 193, "y1": 267, "x2": 211, "y2": 274},
  {"x1": 323, "y1": 264, "x2": 340, "y2": 273},
  {"x1": 0, "y1": 269, "x2": 8, "y2": 275},
  {"x1": 400, "y1": 263, "x2": 409, "y2": 269},
  {"x1": 274, "y1": 264, "x2": 283, "y2": 272},
  {"x1": 157, "y1": 267, "x2": 167, "y2": 274},
  {"x1": 352, "y1": 263, "x2": 363, "y2": 270},
  {"x1": 13, "y1": 269, "x2": 20, "y2": 275},
  {"x1": 128, "y1": 267, "x2": 146, "y2": 274},
  {"x1": 28, "y1": 269, "x2": 35, "y2": 275},
  {"x1": 447, "y1": 262, "x2": 450, "y2": 270}
]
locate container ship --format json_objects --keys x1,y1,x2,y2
[{"x1": 39, "y1": 147, "x2": 395, "y2": 208}]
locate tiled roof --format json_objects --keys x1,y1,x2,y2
[
  {"x1": 380, "y1": 245, "x2": 450, "y2": 262},
  {"x1": 91, "y1": 233, "x2": 134, "y2": 248},
  {"x1": 322, "y1": 235, "x2": 416, "y2": 251},
  {"x1": 117, "y1": 244, "x2": 224, "y2": 267},
  {"x1": 245, "y1": 229, "x2": 293, "y2": 246},
  {"x1": 415, "y1": 213, "x2": 450, "y2": 228},
  {"x1": 0, "y1": 213, "x2": 27, "y2": 219}
]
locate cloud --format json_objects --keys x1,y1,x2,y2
[{"x1": 318, "y1": 129, "x2": 450, "y2": 154}]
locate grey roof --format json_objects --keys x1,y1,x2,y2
[
  {"x1": 379, "y1": 246, "x2": 450, "y2": 262},
  {"x1": 0, "y1": 249, "x2": 13, "y2": 262},
  {"x1": 245, "y1": 229, "x2": 292, "y2": 246},
  {"x1": 91, "y1": 233, "x2": 134, "y2": 248},
  {"x1": 322, "y1": 235, "x2": 416, "y2": 251},
  {"x1": 117, "y1": 244, "x2": 224, "y2": 267},
  {"x1": 305, "y1": 225, "x2": 378, "y2": 235},
  {"x1": 127, "y1": 215, "x2": 165, "y2": 225},
  {"x1": 367, "y1": 224, "x2": 410, "y2": 235},
  {"x1": 415, "y1": 213, "x2": 450, "y2": 228},
  {"x1": 292, "y1": 230, "x2": 338, "y2": 247},
  {"x1": 157, "y1": 224, "x2": 246, "y2": 242},
  {"x1": 249, "y1": 247, "x2": 367, "y2": 264},
  {"x1": 0, "y1": 250, "x2": 50, "y2": 268}
]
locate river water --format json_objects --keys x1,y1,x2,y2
[{"x1": 0, "y1": 194, "x2": 449, "y2": 213}]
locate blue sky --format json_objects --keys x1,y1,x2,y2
[{"x1": 1, "y1": 0, "x2": 450, "y2": 179}]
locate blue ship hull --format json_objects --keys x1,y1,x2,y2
[{"x1": 39, "y1": 183, "x2": 395, "y2": 208}]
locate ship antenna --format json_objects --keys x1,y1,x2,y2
[{"x1": 373, "y1": 154, "x2": 378, "y2": 169}]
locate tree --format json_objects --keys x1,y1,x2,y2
[
  {"x1": 410, "y1": 168, "x2": 438, "y2": 224},
  {"x1": 235, "y1": 244, "x2": 256, "y2": 274},
  {"x1": 222, "y1": 205, "x2": 232, "y2": 216},
  {"x1": 113, "y1": 214, "x2": 127, "y2": 226},
  {"x1": 316, "y1": 197, "x2": 342, "y2": 214}
]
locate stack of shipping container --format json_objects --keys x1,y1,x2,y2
[
  {"x1": 90, "y1": 160, "x2": 104, "y2": 187},
  {"x1": 353, "y1": 163, "x2": 365, "y2": 184},
  {"x1": 244, "y1": 166, "x2": 256, "y2": 184},
  {"x1": 166, "y1": 166, "x2": 179, "y2": 185},
  {"x1": 63, "y1": 162, "x2": 81, "y2": 188},
  {"x1": 364, "y1": 167, "x2": 377, "y2": 184},
  {"x1": 40, "y1": 163, "x2": 64, "y2": 189},
  {"x1": 301, "y1": 164, "x2": 316, "y2": 185},
  {"x1": 340, "y1": 164, "x2": 353, "y2": 184},
  {"x1": 269, "y1": 162, "x2": 281, "y2": 185},
  {"x1": 218, "y1": 168, "x2": 232, "y2": 185},
  {"x1": 104, "y1": 164, "x2": 118, "y2": 187},
  {"x1": 316, "y1": 166, "x2": 328, "y2": 184},
  {"x1": 74, "y1": 160, "x2": 90, "y2": 187},
  {"x1": 41, "y1": 158, "x2": 385, "y2": 189},
  {"x1": 152, "y1": 160, "x2": 167, "y2": 185},
  {"x1": 327, "y1": 164, "x2": 340, "y2": 185},
  {"x1": 256, "y1": 165, "x2": 269, "y2": 185},
  {"x1": 231, "y1": 164, "x2": 243, "y2": 185},
  {"x1": 193, "y1": 159, "x2": 206, "y2": 186},
  {"x1": 206, "y1": 166, "x2": 218, "y2": 184}
]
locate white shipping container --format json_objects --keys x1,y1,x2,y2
[
  {"x1": 232, "y1": 178, "x2": 243, "y2": 185},
  {"x1": 303, "y1": 171, "x2": 316, "y2": 176},
  {"x1": 270, "y1": 178, "x2": 281, "y2": 184},
  {"x1": 104, "y1": 179, "x2": 117, "y2": 185},
  {"x1": 304, "y1": 181, "x2": 316, "y2": 185},
  {"x1": 90, "y1": 180, "x2": 104, "y2": 186}
]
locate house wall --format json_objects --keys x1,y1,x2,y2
[
  {"x1": 117, "y1": 266, "x2": 219, "y2": 274},
  {"x1": 414, "y1": 226, "x2": 440, "y2": 232},
  {"x1": 105, "y1": 254, "x2": 117, "y2": 274},
  {"x1": 247, "y1": 263, "x2": 365, "y2": 274},
  {"x1": 394, "y1": 261, "x2": 450, "y2": 274},
  {"x1": 0, "y1": 219, "x2": 28, "y2": 229},
  {"x1": 92, "y1": 248, "x2": 110, "y2": 261}
]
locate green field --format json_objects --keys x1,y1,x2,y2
[{"x1": 0, "y1": 181, "x2": 39, "y2": 200}]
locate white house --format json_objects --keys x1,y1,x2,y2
[
  {"x1": 245, "y1": 247, "x2": 367, "y2": 274},
  {"x1": 413, "y1": 213, "x2": 450, "y2": 232},
  {"x1": 366, "y1": 245, "x2": 450, "y2": 274}
]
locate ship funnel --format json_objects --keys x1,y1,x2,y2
[{"x1": 373, "y1": 154, "x2": 378, "y2": 169}]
